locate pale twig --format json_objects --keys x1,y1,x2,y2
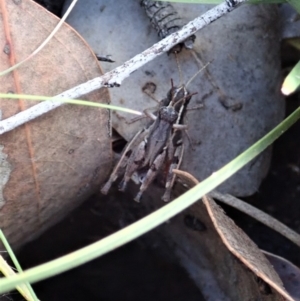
[{"x1": 0, "y1": 0, "x2": 247, "y2": 135}]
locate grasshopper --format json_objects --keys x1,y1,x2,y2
[{"x1": 101, "y1": 81, "x2": 195, "y2": 202}]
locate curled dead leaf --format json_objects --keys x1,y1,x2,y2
[{"x1": 0, "y1": 0, "x2": 111, "y2": 249}]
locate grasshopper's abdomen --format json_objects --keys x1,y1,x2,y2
[{"x1": 144, "y1": 106, "x2": 178, "y2": 166}]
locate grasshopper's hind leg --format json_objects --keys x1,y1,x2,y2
[
  {"x1": 118, "y1": 139, "x2": 147, "y2": 192},
  {"x1": 134, "y1": 148, "x2": 167, "y2": 202},
  {"x1": 101, "y1": 129, "x2": 147, "y2": 195},
  {"x1": 161, "y1": 143, "x2": 184, "y2": 202}
]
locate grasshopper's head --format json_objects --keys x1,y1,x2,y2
[
  {"x1": 159, "y1": 84, "x2": 191, "y2": 109},
  {"x1": 168, "y1": 85, "x2": 191, "y2": 105}
]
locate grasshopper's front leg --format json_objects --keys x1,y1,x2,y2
[{"x1": 101, "y1": 128, "x2": 148, "y2": 195}]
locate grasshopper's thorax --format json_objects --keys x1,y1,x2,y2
[
  {"x1": 159, "y1": 106, "x2": 178, "y2": 123},
  {"x1": 167, "y1": 85, "x2": 191, "y2": 126}
]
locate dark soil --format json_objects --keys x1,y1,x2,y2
[{"x1": 15, "y1": 193, "x2": 208, "y2": 301}]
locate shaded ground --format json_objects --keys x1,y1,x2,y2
[{"x1": 16, "y1": 193, "x2": 206, "y2": 301}]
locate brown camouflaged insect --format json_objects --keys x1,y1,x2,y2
[{"x1": 101, "y1": 82, "x2": 195, "y2": 202}]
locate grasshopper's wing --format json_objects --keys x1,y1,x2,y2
[{"x1": 101, "y1": 128, "x2": 149, "y2": 194}]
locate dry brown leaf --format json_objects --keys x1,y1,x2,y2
[
  {"x1": 204, "y1": 195, "x2": 294, "y2": 301},
  {"x1": 0, "y1": 0, "x2": 111, "y2": 249},
  {"x1": 157, "y1": 169, "x2": 295, "y2": 300},
  {"x1": 148, "y1": 194, "x2": 286, "y2": 300},
  {"x1": 173, "y1": 169, "x2": 300, "y2": 248}
]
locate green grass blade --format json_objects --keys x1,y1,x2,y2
[
  {"x1": 0, "y1": 93, "x2": 141, "y2": 116},
  {"x1": 0, "y1": 231, "x2": 39, "y2": 301},
  {"x1": 286, "y1": 0, "x2": 300, "y2": 12},
  {"x1": 287, "y1": 39, "x2": 300, "y2": 51},
  {"x1": 281, "y1": 61, "x2": 300, "y2": 95},
  {"x1": 0, "y1": 105, "x2": 299, "y2": 294}
]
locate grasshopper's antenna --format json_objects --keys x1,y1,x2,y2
[
  {"x1": 186, "y1": 61, "x2": 211, "y2": 88},
  {"x1": 173, "y1": 92, "x2": 198, "y2": 108}
]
